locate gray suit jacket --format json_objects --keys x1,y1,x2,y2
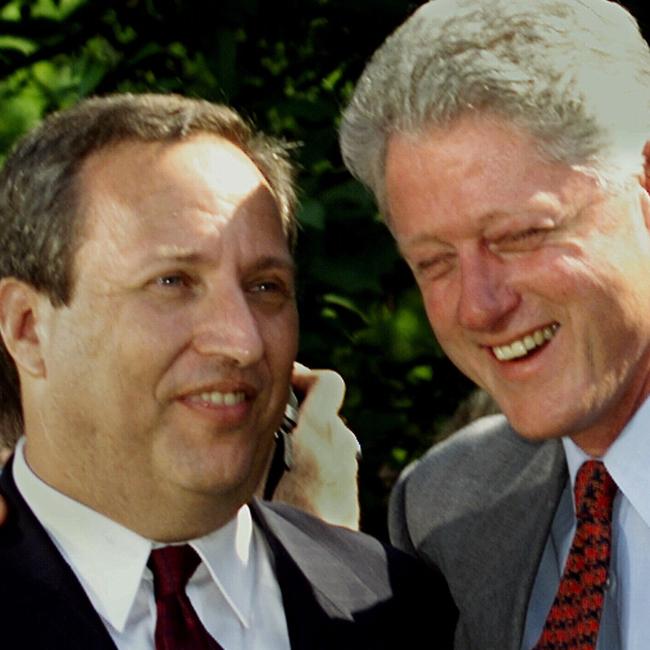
[{"x1": 389, "y1": 414, "x2": 567, "y2": 650}]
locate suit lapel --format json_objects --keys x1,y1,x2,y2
[
  {"x1": 406, "y1": 420, "x2": 568, "y2": 650},
  {"x1": 455, "y1": 435, "x2": 567, "y2": 650},
  {"x1": 0, "y1": 458, "x2": 117, "y2": 649},
  {"x1": 487, "y1": 439, "x2": 566, "y2": 650},
  {"x1": 251, "y1": 500, "x2": 381, "y2": 649}
]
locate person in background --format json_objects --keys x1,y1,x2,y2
[
  {"x1": 0, "y1": 93, "x2": 455, "y2": 649},
  {"x1": 337, "y1": 0, "x2": 650, "y2": 648}
]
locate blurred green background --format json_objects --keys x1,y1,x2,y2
[{"x1": 0, "y1": 0, "x2": 646, "y2": 539}]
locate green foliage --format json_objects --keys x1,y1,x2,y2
[{"x1": 4, "y1": 0, "x2": 643, "y2": 538}]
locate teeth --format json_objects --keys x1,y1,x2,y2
[
  {"x1": 195, "y1": 391, "x2": 245, "y2": 406},
  {"x1": 523, "y1": 335, "x2": 535, "y2": 351},
  {"x1": 492, "y1": 324, "x2": 559, "y2": 361}
]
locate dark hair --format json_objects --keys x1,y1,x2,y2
[{"x1": 0, "y1": 93, "x2": 298, "y2": 447}]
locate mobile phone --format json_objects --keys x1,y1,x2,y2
[{"x1": 262, "y1": 389, "x2": 299, "y2": 499}]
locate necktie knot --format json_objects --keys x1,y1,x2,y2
[
  {"x1": 149, "y1": 545, "x2": 201, "y2": 599},
  {"x1": 574, "y1": 460, "x2": 617, "y2": 521}
]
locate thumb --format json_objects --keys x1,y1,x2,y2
[{"x1": 291, "y1": 363, "x2": 346, "y2": 427}]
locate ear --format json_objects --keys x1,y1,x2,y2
[
  {"x1": 641, "y1": 141, "x2": 650, "y2": 193},
  {"x1": 639, "y1": 141, "x2": 650, "y2": 230},
  {"x1": 0, "y1": 278, "x2": 47, "y2": 378}
]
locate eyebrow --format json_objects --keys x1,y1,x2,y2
[
  {"x1": 248, "y1": 255, "x2": 296, "y2": 275},
  {"x1": 396, "y1": 206, "x2": 558, "y2": 252},
  {"x1": 397, "y1": 232, "x2": 447, "y2": 253},
  {"x1": 145, "y1": 247, "x2": 296, "y2": 274}
]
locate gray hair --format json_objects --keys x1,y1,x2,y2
[
  {"x1": 0, "y1": 93, "x2": 298, "y2": 446},
  {"x1": 340, "y1": 0, "x2": 650, "y2": 212}
]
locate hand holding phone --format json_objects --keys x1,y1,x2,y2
[{"x1": 264, "y1": 364, "x2": 361, "y2": 530}]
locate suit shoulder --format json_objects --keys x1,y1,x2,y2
[
  {"x1": 255, "y1": 500, "x2": 457, "y2": 647},
  {"x1": 254, "y1": 499, "x2": 451, "y2": 594},
  {"x1": 397, "y1": 414, "x2": 539, "y2": 494},
  {"x1": 389, "y1": 414, "x2": 563, "y2": 557},
  {"x1": 258, "y1": 500, "x2": 401, "y2": 559}
]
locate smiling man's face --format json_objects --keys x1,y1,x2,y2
[
  {"x1": 26, "y1": 134, "x2": 298, "y2": 537},
  {"x1": 386, "y1": 113, "x2": 650, "y2": 453}
]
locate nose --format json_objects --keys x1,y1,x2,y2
[
  {"x1": 191, "y1": 285, "x2": 264, "y2": 367},
  {"x1": 456, "y1": 248, "x2": 520, "y2": 331}
]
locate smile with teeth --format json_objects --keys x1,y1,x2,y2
[
  {"x1": 187, "y1": 391, "x2": 247, "y2": 406},
  {"x1": 492, "y1": 323, "x2": 560, "y2": 361}
]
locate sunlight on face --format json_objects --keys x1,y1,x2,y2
[
  {"x1": 28, "y1": 135, "x2": 299, "y2": 536},
  {"x1": 386, "y1": 114, "x2": 650, "y2": 452}
]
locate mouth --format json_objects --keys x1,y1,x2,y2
[
  {"x1": 178, "y1": 380, "x2": 257, "y2": 409},
  {"x1": 185, "y1": 390, "x2": 247, "y2": 407},
  {"x1": 177, "y1": 384, "x2": 256, "y2": 427},
  {"x1": 491, "y1": 322, "x2": 560, "y2": 361}
]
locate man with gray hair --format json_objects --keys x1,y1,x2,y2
[{"x1": 339, "y1": 1, "x2": 650, "y2": 649}]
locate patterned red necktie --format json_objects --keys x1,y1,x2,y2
[
  {"x1": 534, "y1": 460, "x2": 617, "y2": 650},
  {"x1": 149, "y1": 545, "x2": 224, "y2": 650}
]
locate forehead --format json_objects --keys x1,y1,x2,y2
[
  {"x1": 79, "y1": 133, "x2": 271, "y2": 213},
  {"x1": 386, "y1": 114, "x2": 549, "y2": 196},
  {"x1": 385, "y1": 114, "x2": 594, "y2": 238},
  {"x1": 66, "y1": 136, "x2": 293, "y2": 287},
  {"x1": 74, "y1": 134, "x2": 285, "y2": 249}
]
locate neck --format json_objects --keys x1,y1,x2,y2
[
  {"x1": 22, "y1": 438, "x2": 249, "y2": 542},
  {"x1": 569, "y1": 372, "x2": 650, "y2": 457}
]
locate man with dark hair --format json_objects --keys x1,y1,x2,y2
[
  {"x1": 337, "y1": 1, "x2": 650, "y2": 649},
  {"x1": 0, "y1": 93, "x2": 455, "y2": 648}
]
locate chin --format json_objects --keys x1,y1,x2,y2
[
  {"x1": 501, "y1": 404, "x2": 571, "y2": 443},
  {"x1": 165, "y1": 452, "x2": 249, "y2": 495}
]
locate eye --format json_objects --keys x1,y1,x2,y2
[
  {"x1": 490, "y1": 227, "x2": 548, "y2": 253},
  {"x1": 152, "y1": 272, "x2": 192, "y2": 291},
  {"x1": 252, "y1": 280, "x2": 278, "y2": 292},
  {"x1": 251, "y1": 279, "x2": 292, "y2": 295},
  {"x1": 413, "y1": 253, "x2": 455, "y2": 281},
  {"x1": 511, "y1": 228, "x2": 543, "y2": 241},
  {"x1": 157, "y1": 275, "x2": 184, "y2": 286},
  {"x1": 248, "y1": 277, "x2": 295, "y2": 306}
]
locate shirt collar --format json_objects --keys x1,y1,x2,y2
[
  {"x1": 561, "y1": 396, "x2": 650, "y2": 526},
  {"x1": 13, "y1": 437, "x2": 255, "y2": 632},
  {"x1": 561, "y1": 436, "x2": 594, "y2": 487},
  {"x1": 190, "y1": 508, "x2": 257, "y2": 629}
]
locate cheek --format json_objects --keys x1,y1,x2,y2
[
  {"x1": 421, "y1": 294, "x2": 475, "y2": 375},
  {"x1": 545, "y1": 253, "x2": 622, "y2": 305},
  {"x1": 87, "y1": 304, "x2": 190, "y2": 409},
  {"x1": 421, "y1": 285, "x2": 457, "y2": 341},
  {"x1": 44, "y1": 302, "x2": 112, "y2": 388},
  {"x1": 267, "y1": 307, "x2": 299, "y2": 369},
  {"x1": 123, "y1": 313, "x2": 195, "y2": 389},
  {"x1": 509, "y1": 243, "x2": 591, "y2": 303},
  {"x1": 256, "y1": 308, "x2": 298, "y2": 410}
]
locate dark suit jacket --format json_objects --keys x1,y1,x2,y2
[
  {"x1": 389, "y1": 414, "x2": 566, "y2": 650},
  {"x1": 0, "y1": 457, "x2": 456, "y2": 649}
]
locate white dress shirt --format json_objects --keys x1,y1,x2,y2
[
  {"x1": 13, "y1": 437, "x2": 291, "y2": 650},
  {"x1": 522, "y1": 397, "x2": 650, "y2": 650}
]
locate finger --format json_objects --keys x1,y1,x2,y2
[
  {"x1": 330, "y1": 417, "x2": 362, "y2": 460},
  {"x1": 291, "y1": 363, "x2": 346, "y2": 414},
  {"x1": 290, "y1": 362, "x2": 318, "y2": 393},
  {"x1": 0, "y1": 495, "x2": 7, "y2": 525}
]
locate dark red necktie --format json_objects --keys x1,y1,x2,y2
[
  {"x1": 149, "y1": 545, "x2": 224, "y2": 650},
  {"x1": 534, "y1": 460, "x2": 617, "y2": 650}
]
